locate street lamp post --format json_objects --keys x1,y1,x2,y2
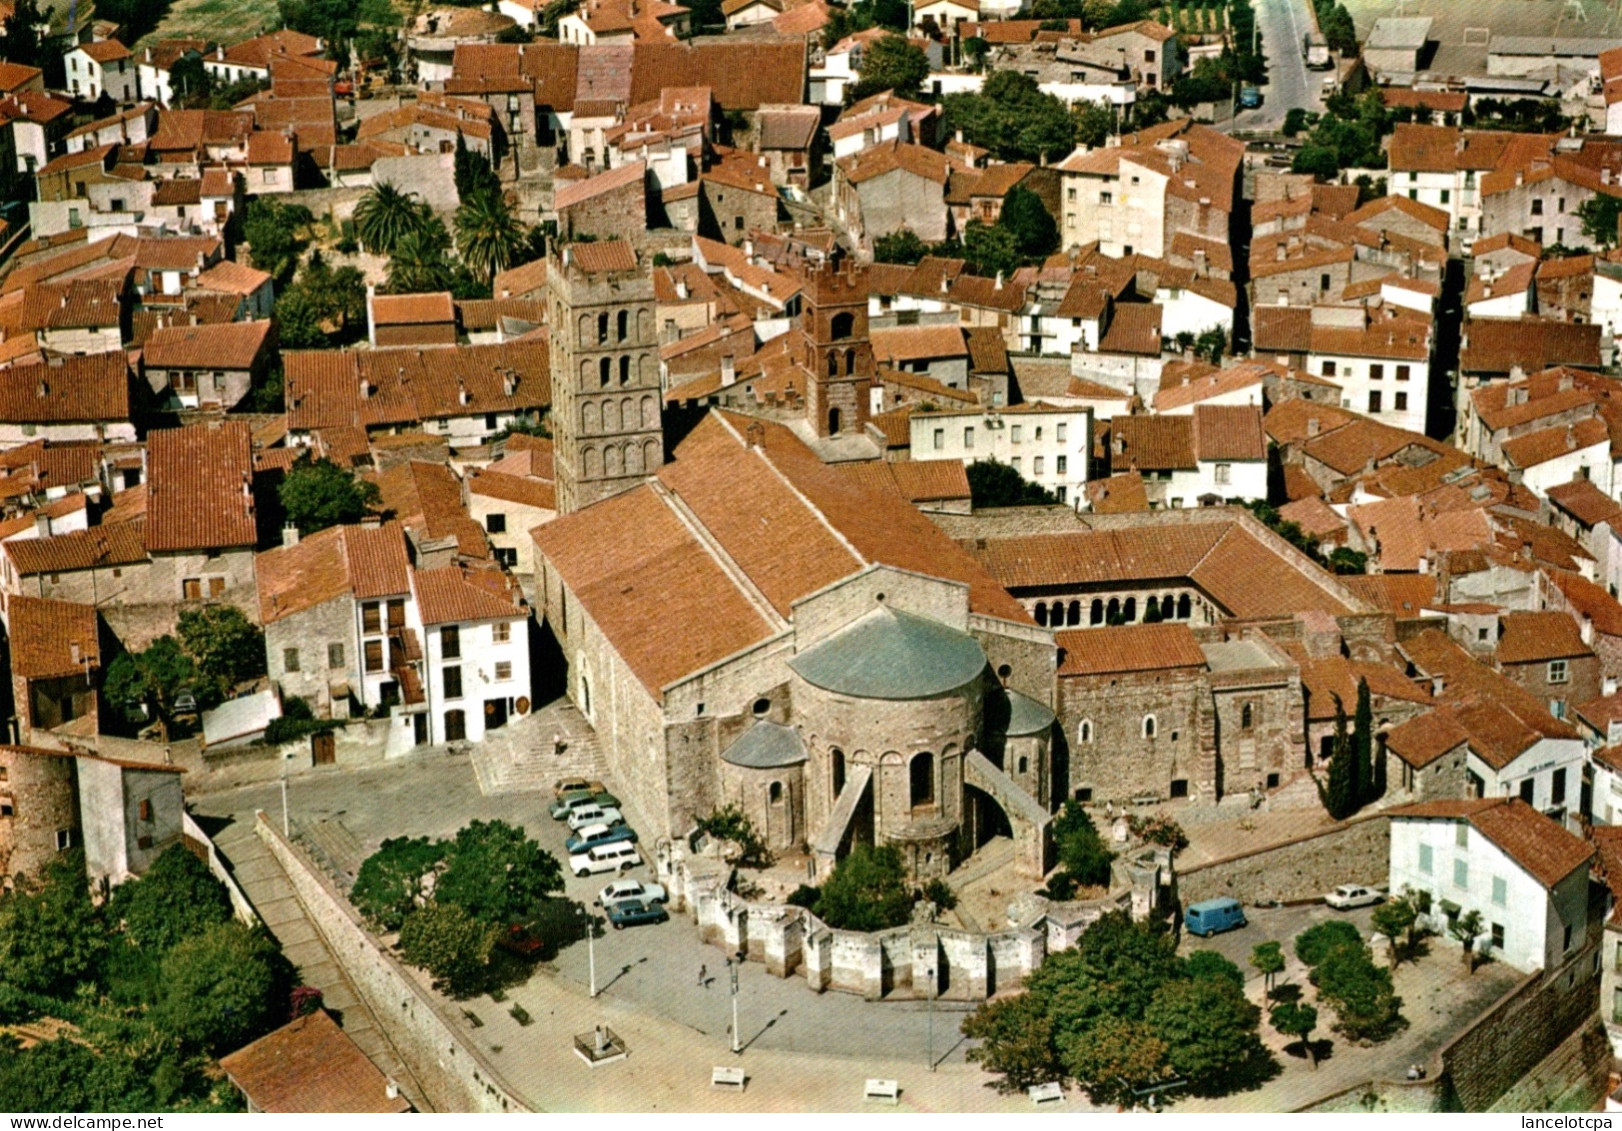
[
  {"x1": 280, "y1": 751, "x2": 295, "y2": 837},
  {"x1": 588, "y1": 900, "x2": 601, "y2": 998},
  {"x1": 727, "y1": 954, "x2": 741, "y2": 1055},
  {"x1": 926, "y1": 964, "x2": 936, "y2": 1072}
]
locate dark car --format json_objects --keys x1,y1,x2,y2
[
  {"x1": 605, "y1": 899, "x2": 669, "y2": 930},
  {"x1": 565, "y1": 822, "x2": 638, "y2": 855}
]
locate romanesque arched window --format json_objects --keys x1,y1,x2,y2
[
  {"x1": 599, "y1": 357, "x2": 611, "y2": 387},
  {"x1": 1067, "y1": 599, "x2": 1081, "y2": 626},
  {"x1": 617, "y1": 309, "x2": 629, "y2": 342},
  {"x1": 619, "y1": 355, "x2": 631, "y2": 385},
  {"x1": 1143, "y1": 715, "x2": 1157, "y2": 739},
  {"x1": 1241, "y1": 702, "x2": 1254, "y2": 729},
  {"x1": 831, "y1": 311, "x2": 855, "y2": 340},
  {"x1": 1034, "y1": 601, "x2": 1048, "y2": 627},
  {"x1": 910, "y1": 751, "x2": 935, "y2": 808},
  {"x1": 1177, "y1": 593, "x2": 1192, "y2": 619},
  {"x1": 1090, "y1": 599, "x2": 1103, "y2": 625},
  {"x1": 1078, "y1": 719, "x2": 1093, "y2": 743},
  {"x1": 597, "y1": 313, "x2": 609, "y2": 344}
]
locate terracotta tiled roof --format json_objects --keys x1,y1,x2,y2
[
  {"x1": 143, "y1": 320, "x2": 271, "y2": 370},
  {"x1": 371, "y1": 291, "x2": 455, "y2": 326},
  {"x1": 1576, "y1": 689, "x2": 1622, "y2": 735},
  {"x1": 1055, "y1": 623, "x2": 1206, "y2": 675},
  {"x1": 1389, "y1": 798, "x2": 1592, "y2": 890},
  {"x1": 1383, "y1": 706, "x2": 1469, "y2": 768},
  {"x1": 466, "y1": 466, "x2": 555, "y2": 511},
  {"x1": 219, "y1": 1011, "x2": 412, "y2": 1114},
  {"x1": 1343, "y1": 572, "x2": 1438, "y2": 616},
  {"x1": 256, "y1": 524, "x2": 350, "y2": 623},
  {"x1": 1501, "y1": 416, "x2": 1609, "y2": 470},
  {"x1": 1346, "y1": 495, "x2": 1492, "y2": 572},
  {"x1": 5, "y1": 521, "x2": 147, "y2": 575},
  {"x1": 1461, "y1": 317, "x2": 1603, "y2": 375},
  {"x1": 1098, "y1": 302, "x2": 1161, "y2": 356},
  {"x1": 0, "y1": 353, "x2": 129, "y2": 424},
  {"x1": 1112, "y1": 414, "x2": 1193, "y2": 470},
  {"x1": 1252, "y1": 305, "x2": 1313, "y2": 354},
  {"x1": 372, "y1": 460, "x2": 487, "y2": 559},
  {"x1": 1345, "y1": 193, "x2": 1450, "y2": 233},
  {"x1": 1379, "y1": 87, "x2": 1467, "y2": 113},
  {"x1": 869, "y1": 324, "x2": 967, "y2": 364},
  {"x1": 554, "y1": 160, "x2": 646, "y2": 210},
  {"x1": 563, "y1": 240, "x2": 638, "y2": 274},
  {"x1": 837, "y1": 139, "x2": 951, "y2": 186},
  {"x1": 1083, "y1": 471, "x2": 1147, "y2": 513},
  {"x1": 1191, "y1": 404, "x2": 1265, "y2": 461},
  {"x1": 285, "y1": 341, "x2": 549, "y2": 432},
  {"x1": 145, "y1": 423, "x2": 256, "y2": 552},
  {"x1": 1496, "y1": 608, "x2": 1592, "y2": 665},
  {"x1": 413, "y1": 564, "x2": 524, "y2": 624},
  {"x1": 1548, "y1": 569, "x2": 1622, "y2": 638},
  {"x1": 8, "y1": 595, "x2": 99, "y2": 679},
  {"x1": 869, "y1": 405, "x2": 913, "y2": 448},
  {"x1": 839, "y1": 459, "x2": 970, "y2": 504}
]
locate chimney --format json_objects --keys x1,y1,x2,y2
[
  {"x1": 459, "y1": 380, "x2": 471, "y2": 406},
  {"x1": 721, "y1": 354, "x2": 736, "y2": 387},
  {"x1": 34, "y1": 514, "x2": 49, "y2": 537},
  {"x1": 1566, "y1": 423, "x2": 1576, "y2": 450},
  {"x1": 1606, "y1": 676, "x2": 1618, "y2": 697},
  {"x1": 1307, "y1": 416, "x2": 1321, "y2": 437},
  {"x1": 1606, "y1": 167, "x2": 1613, "y2": 186},
  {"x1": 386, "y1": 1082, "x2": 400, "y2": 1101},
  {"x1": 359, "y1": 376, "x2": 371, "y2": 400},
  {"x1": 282, "y1": 522, "x2": 300, "y2": 547},
  {"x1": 940, "y1": 273, "x2": 950, "y2": 294},
  {"x1": 1521, "y1": 540, "x2": 1533, "y2": 561},
  {"x1": 994, "y1": 271, "x2": 1004, "y2": 290},
  {"x1": 36, "y1": 380, "x2": 47, "y2": 397},
  {"x1": 1582, "y1": 613, "x2": 1595, "y2": 645},
  {"x1": 69, "y1": 642, "x2": 80, "y2": 664},
  {"x1": 1275, "y1": 243, "x2": 1286, "y2": 262},
  {"x1": 1430, "y1": 675, "x2": 1445, "y2": 696},
  {"x1": 675, "y1": 278, "x2": 689, "y2": 299}
]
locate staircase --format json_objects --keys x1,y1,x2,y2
[
  {"x1": 468, "y1": 697, "x2": 604, "y2": 796},
  {"x1": 210, "y1": 818, "x2": 426, "y2": 1109}
]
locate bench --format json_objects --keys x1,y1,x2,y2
[
  {"x1": 711, "y1": 1067, "x2": 746, "y2": 1092},
  {"x1": 1029, "y1": 1082, "x2": 1064, "y2": 1105},
  {"x1": 864, "y1": 1079, "x2": 900, "y2": 1105}
]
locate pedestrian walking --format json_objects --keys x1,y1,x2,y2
[{"x1": 699, "y1": 963, "x2": 708, "y2": 987}]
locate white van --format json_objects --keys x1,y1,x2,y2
[{"x1": 570, "y1": 841, "x2": 641, "y2": 877}]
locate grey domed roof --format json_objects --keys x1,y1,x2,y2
[
  {"x1": 789, "y1": 605, "x2": 987, "y2": 700},
  {"x1": 720, "y1": 720, "x2": 807, "y2": 769},
  {"x1": 1004, "y1": 689, "x2": 1057, "y2": 737}
]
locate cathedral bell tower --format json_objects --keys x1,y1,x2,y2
[{"x1": 796, "y1": 253, "x2": 873, "y2": 438}]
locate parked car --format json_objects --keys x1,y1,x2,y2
[
  {"x1": 554, "y1": 777, "x2": 607, "y2": 801},
  {"x1": 1325, "y1": 884, "x2": 1384, "y2": 909},
  {"x1": 570, "y1": 841, "x2": 641, "y2": 877},
  {"x1": 549, "y1": 789, "x2": 620, "y2": 819},
  {"x1": 1185, "y1": 897, "x2": 1247, "y2": 937},
  {"x1": 566, "y1": 822, "x2": 638, "y2": 856},
  {"x1": 1239, "y1": 85, "x2": 1262, "y2": 108},
  {"x1": 605, "y1": 899, "x2": 669, "y2": 930},
  {"x1": 567, "y1": 804, "x2": 624, "y2": 831},
  {"x1": 600, "y1": 878, "x2": 667, "y2": 907},
  {"x1": 496, "y1": 923, "x2": 546, "y2": 958}
]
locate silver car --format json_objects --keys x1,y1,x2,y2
[
  {"x1": 1324, "y1": 884, "x2": 1384, "y2": 909},
  {"x1": 599, "y1": 878, "x2": 667, "y2": 907}
]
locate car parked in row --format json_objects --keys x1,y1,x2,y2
[
  {"x1": 600, "y1": 878, "x2": 667, "y2": 907},
  {"x1": 566, "y1": 821, "x2": 638, "y2": 856},
  {"x1": 570, "y1": 841, "x2": 641, "y2": 876},
  {"x1": 566, "y1": 803, "x2": 624, "y2": 831},
  {"x1": 549, "y1": 788, "x2": 620, "y2": 819},
  {"x1": 554, "y1": 778, "x2": 607, "y2": 801},
  {"x1": 606, "y1": 898, "x2": 668, "y2": 930},
  {"x1": 1324, "y1": 884, "x2": 1384, "y2": 910}
]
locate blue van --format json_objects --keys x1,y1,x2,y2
[{"x1": 1185, "y1": 897, "x2": 1247, "y2": 937}]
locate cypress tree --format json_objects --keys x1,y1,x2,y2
[
  {"x1": 1325, "y1": 695, "x2": 1356, "y2": 820},
  {"x1": 1352, "y1": 677, "x2": 1373, "y2": 806}
]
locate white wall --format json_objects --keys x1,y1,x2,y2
[
  {"x1": 423, "y1": 616, "x2": 531, "y2": 745},
  {"x1": 911, "y1": 407, "x2": 1092, "y2": 504},
  {"x1": 1307, "y1": 350, "x2": 1427, "y2": 435},
  {"x1": 1520, "y1": 441, "x2": 1614, "y2": 502}
]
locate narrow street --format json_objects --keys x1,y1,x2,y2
[{"x1": 1233, "y1": 0, "x2": 1326, "y2": 132}]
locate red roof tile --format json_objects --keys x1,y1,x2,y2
[
  {"x1": 144, "y1": 423, "x2": 256, "y2": 552},
  {"x1": 1055, "y1": 623, "x2": 1206, "y2": 675}
]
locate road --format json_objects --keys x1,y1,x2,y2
[{"x1": 1233, "y1": 0, "x2": 1326, "y2": 132}]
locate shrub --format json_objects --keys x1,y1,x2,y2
[
  {"x1": 694, "y1": 804, "x2": 774, "y2": 869},
  {"x1": 1294, "y1": 920, "x2": 1364, "y2": 968}
]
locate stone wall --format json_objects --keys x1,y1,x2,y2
[
  {"x1": 1176, "y1": 812, "x2": 1390, "y2": 905},
  {"x1": 1058, "y1": 664, "x2": 1212, "y2": 804},
  {"x1": 255, "y1": 813, "x2": 527, "y2": 1114},
  {"x1": 181, "y1": 810, "x2": 258, "y2": 925}
]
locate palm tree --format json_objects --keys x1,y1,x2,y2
[
  {"x1": 386, "y1": 228, "x2": 455, "y2": 294},
  {"x1": 455, "y1": 188, "x2": 527, "y2": 284},
  {"x1": 354, "y1": 181, "x2": 425, "y2": 255}
]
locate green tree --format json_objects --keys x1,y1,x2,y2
[
  {"x1": 942, "y1": 71, "x2": 1076, "y2": 163},
  {"x1": 1321, "y1": 695, "x2": 1357, "y2": 820},
  {"x1": 693, "y1": 804, "x2": 773, "y2": 868},
  {"x1": 350, "y1": 837, "x2": 446, "y2": 931},
  {"x1": 278, "y1": 456, "x2": 381, "y2": 534},
  {"x1": 108, "y1": 844, "x2": 233, "y2": 954},
  {"x1": 1315, "y1": 943, "x2": 1404, "y2": 1041},
  {"x1": 353, "y1": 182, "x2": 427, "y2": 255},
  {"x1": 104, "y1": 636, "x2": 199, "y2": 720},
  {"x1": 1195, "y1": 326, "x2": 1227, "y2": 366},
  {"x1": 1060, "y1": 1016, "x2": 1170, "y2": 1107},
  {"x1": 1449, "y1": 908, "x2": 1483, "y2": 972},
  {"x1": 1352, "y1": 677, "x2": 1373, "y2": 806},
  {"x1": 434, "y1": 820, "x2": 565, "y2": 927},
  {"x1": 1327, "y1": 547, "x2": 1368, "y2": 575},
  {"x1": 812, "y1": 843, "x2": 914, "y2": 930},
  {"x1": 1293, "y1": 919, "x2": 1363, "y2": 968},
  {"x1": 1282, "y1": 107, "x2": 1316, "y2": 137},
  {"x1": 962, "y1": 222, "x2": 1022, "y2": 279},
  {"x1": 386, "y1": 224, "x2": 456, "y2": 294},
  {"x1": 0, "y1": 852, "x2": 104, "y2": 997},
  {"x1": 0, "y1": 1039, "x2": 158, "y2": 1114},
  {"x1": 999, "y1": 185, "x2": 1059, "y2": 260},
  {"x1": 967, "y1": 458, "x2": 1059, "y2": 507},
  {"x1": 1578, "y1": 194, "x2": 1622, "y2": 249},
  {"x1": 0, "y1": 0, "x2": 44, "y2": 69},
  {"x1": 962, "y1": 992, "x2": 1062, "y2": 1092},
  {"x1": 156, "y1": 922, "x2": 285, "y2": 1054},
  {"x1": 241, "y1": 199, "x2": 312, "y2": 284},
  {"x1": 397, "y1": 902, "x2": 497, "y2": 996},
  {"x1": 1030, "y1": 912, "x2": 1182, "y2": 1030},
  {"x1": 1045, "y1": 800, "x2": 1115, "y2": 897},
  {"x1": 1370, "y1": 892, "x2": 1419, "y2": 968},
  {"x1": 178, "y1": 605, "x2": 266, "y2": 693},
  {"x1": 169, "y1": 53, "x2": 211, "y2": 102},
  {"x1": 1182, "y1": 950, "x2": 1245, "y2": 991},
  {"x1": 271, "y1": 287, "x2": 329, "y2": 350},
  {"x1": 1071, "y1": 99, "x2": 1116, "y2": 149},
  {"x1": 453, "y1": 133, "x2": 502, "y2": 203},
  {"x1": 874, "y1": 228, "x2": 931, "y2": 265},
  {"x1": 851, "y1": 33, "x2": 930, "y2": 100},
  {"x1": 276, "y1": 252, "x2": 368, "y2": 348},
  {"x1": 1269, "y1": 1000, "x2": 1319, "y2": 1067},
  {"x1": 1145, "y1": 976, "x2": 1269, "y2": 1096},
  {"x1": 1250, "y1": 940, "x2": 1285, "y2": 998},
  {"x1": 455, "y1": 188, "x2": 527, "y2": 284}
]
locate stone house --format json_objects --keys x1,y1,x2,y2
[
  {"x1": 834, "y1": 140, "x2": 952, "y2": 246},
  {"x1": 1382, "y1": 707, "x2": 1473, "y2": 802},
  {"x1": 1389, "y1": 798, "x2": 1594, "y2": 974},
  {"x1": 141, "y1": 319, "x2": 273, "y2": 411},
  {"x1": 753, "y1": 103, "x2": 821, "y2": 188},
  {"x1": 3, "y1": 89, "x2": 72, "y2": 176},
  {"x1": 367, "y1": 291, "x2": 458, "y2": 348},
  {"x1": 283, "y1": 340, "x2": 549, "y2": 450},
  {"x1": 0, "y1": 353, "x2": 137, "y2": 449},
  {"x1": 1495, "y1": 610, "x2": 1603, "y2": 724},
  {"x1": 699, "y1": 154, "x2": 780, "y2": 246},
  {"x1": 143, "y1": 424, "x2": 259, "y2": 616},
  {"x1": 465, "y1": 454, "x2": 556, "y2": 576},
  {"x1": 1109, "y1": 404, "x2": 1268, "y2": 508},
  {"x1": 554, "y1": 159, "x2": 649, "y2": 242},
  {"x1": 15, "y1": 277, "x2": 129, "y2": 356},
  {"x1": 65, "y1": 39, "x2": 136, "y2": 104},
  {"x1": 6, "y1": 595, "x2": 100, "y2": 743},
  {"x1": 1201, "y1": 633, "x2": 1304, "y2": 797}
]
